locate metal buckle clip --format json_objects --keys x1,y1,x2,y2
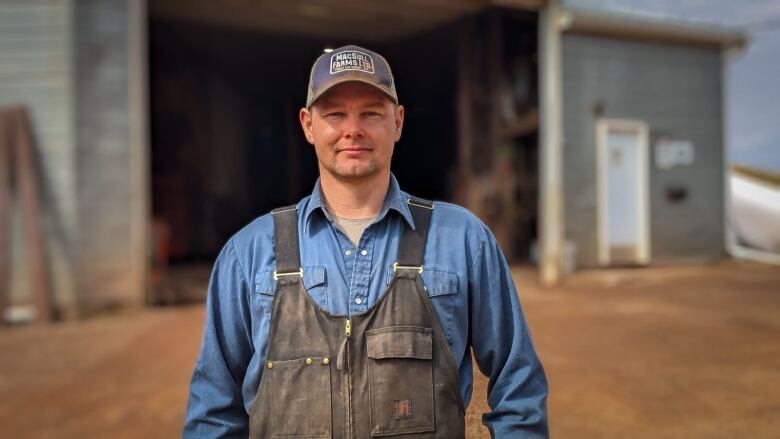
[
  {"x1": 273, "y1": 268, "x2": 303, "y2": 280},
  {"x1": 392, "y1": 262, "x2": 423, "y2": 273},
  {"x1": 407, "y1": 199, "x2": 434, "y2": 210}
]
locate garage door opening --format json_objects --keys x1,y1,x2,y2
[
  {"x1": 149, "y1": 19, "x2": 460, "y2": 266},
  {"x1": 147, "y1": 6, "x2": 540, "y2": 302}
]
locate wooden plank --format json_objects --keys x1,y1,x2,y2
[
  {"x1": 0, "y1": 109, "x2": 11, "y2": 322},
  {"x1": 13, "y1": 107, "x2": 54, "y2": 322}
]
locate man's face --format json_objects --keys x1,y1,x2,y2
[{"x1": 300, "y1": 82, "x2": 404, "y2": 182}]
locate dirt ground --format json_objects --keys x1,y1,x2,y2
[{"x1": 1, "y1": 260, "x2": 778, "y2": 438}]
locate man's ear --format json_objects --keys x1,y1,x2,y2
[
  {"x1": 394, "y1": 104, "x2": 405, "y2": 142},
  {"x1": 299, "y1": 107, "x2": 315, "y2": 144}
]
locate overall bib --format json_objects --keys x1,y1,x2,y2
[{"x1": 249, "y1": 198, "x2": 465, "y2": 438}]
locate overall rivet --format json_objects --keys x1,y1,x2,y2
[
  {"x1": 267, "y1": 362, "x2": 273, "y2": 369},
  {"x1": 306, "y1": 358, "x2": 313, "y2": 365},
  {"x1": 322, "y1": 357, "x2": 330, "y2": 365}
]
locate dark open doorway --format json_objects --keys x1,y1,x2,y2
[
  {"x1": 148, "y1": 6, "x2": 540, "y2": 280},
  {"x1": 149, "y1": 21, "x2": 459, "y2": 264}
]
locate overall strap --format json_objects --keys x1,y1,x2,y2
[
  {"x1": 396, "y1": 197, "x2": 434, "y2": 269},
  {"x1": 271, "y1": 205, "x2": 302, "y2": 280}
]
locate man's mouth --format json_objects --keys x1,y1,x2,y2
[{"x1": 338, "y1": 146, "x2": 372, "y2": 154}]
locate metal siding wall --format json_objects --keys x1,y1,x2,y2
[
  {"x1": 0, "y1": 1, "x2": 78, "y2": 314},
  {"x1": 1, "y1": 1, "x2": 140, "y2": 316},
  {"x1": 74, "y1": 0, "x2": 135, "y2": 312},
  {"x1": 562, "y1": 33, "x2": 725, "y2": 267}
]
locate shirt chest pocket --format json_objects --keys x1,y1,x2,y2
[
  {"x1": 385, "y1": 266, "x2": 459, "y2": 344},
  {"x1": 255, "y1": 265, "x2": 329, "y2": 309}
]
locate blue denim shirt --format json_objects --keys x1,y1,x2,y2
[{"x1": 184, "y1": 174, "x2": 548, "y2": 438}]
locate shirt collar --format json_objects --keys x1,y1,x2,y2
[{"x1": 303, "y1": 173, "x2": 415, "y2": 236}]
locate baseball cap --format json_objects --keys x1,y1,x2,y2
[{"x1": 306, "y1": 45, "x2": 398, "y2": 107}]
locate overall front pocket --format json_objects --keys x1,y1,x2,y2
[
  {"x1": 366, "y1": 326, "x2": 434, "y2": 437},
  {"x1": 261, "y1": 357, "x2": 332, "y2": 438}
]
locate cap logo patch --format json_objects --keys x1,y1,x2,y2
[{"x1": 330, "y1": 50, "x2": 375, "y2": 75}]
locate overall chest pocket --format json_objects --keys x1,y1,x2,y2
[{"x1": 366, "y1": 326, "x2": 434, "y2": 437}]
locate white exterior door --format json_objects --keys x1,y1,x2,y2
[{"x1": 597, "y1": 120, "x2": 650, "y2": 266}]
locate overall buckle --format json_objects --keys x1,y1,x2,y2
[
  {"x1": 392, "y1": 262, "x2": 423, "y2": 273},
  {"x1": 273, "y1": 268, "x2": 303, "y2": 280}
]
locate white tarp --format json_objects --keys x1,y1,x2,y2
[{"x1": 730, "y1": 170, "x2": 780, "y2": 253}]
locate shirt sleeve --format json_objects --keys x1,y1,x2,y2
[
  {"x1": 183, "y1": 239, "x2": 254, "y2": 438},
  {"x1": 469, "y1": 225, "x2": 549, "y2": 438}
]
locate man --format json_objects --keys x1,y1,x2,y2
[{"x1": 184, "y1": 45, "x2": 548, "y2": 438}]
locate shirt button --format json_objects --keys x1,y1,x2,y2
[
  {"x1": 355, "y1": 298, "x2": 362, "y2": 305},
  {"x1": 360, "y1": 250, "x2": 368, "y2": 256},
  {"x1": 345, "y1": 250, "x2": 352, "y2": 256}
]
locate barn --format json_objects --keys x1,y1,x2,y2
[{"x1": 0, "y1": 0, "x2": 745, "y2": 319}]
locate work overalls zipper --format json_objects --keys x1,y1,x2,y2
[{"x1": 344, "y1": 318, "x2": 352, "y2": 438}]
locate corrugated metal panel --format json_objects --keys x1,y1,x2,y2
[
  {"x1": 0, "y1": 0, "x2": 143, "y2": 315},
  {"x1": 562, "y1": 34, "x2": 725, "y2": 267},
  {"x1": 0, "y1": 0, "x2": 77, "y2": 313},
  {"x1": 73, "y1": 0, "x2": 136, "y2": 312}
]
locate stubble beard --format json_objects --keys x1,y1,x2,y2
[{"x1": 323, "y1": 156, "x2": 381, "y2": 181}]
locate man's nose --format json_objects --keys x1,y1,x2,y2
[{"x1": 342, "y1": 114, "x2": 364, "y2": 139}]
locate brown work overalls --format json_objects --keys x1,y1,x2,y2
[{"x1": 249, "y1": 198, "x2": 465, "y2": 438}]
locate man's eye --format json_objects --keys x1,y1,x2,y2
[
  {"x1": 326, "y1": 112, "x2": 345, "y2": 118},
  {"x1": 364, "y1": 112, "x2": 382, "y2": 118}
]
